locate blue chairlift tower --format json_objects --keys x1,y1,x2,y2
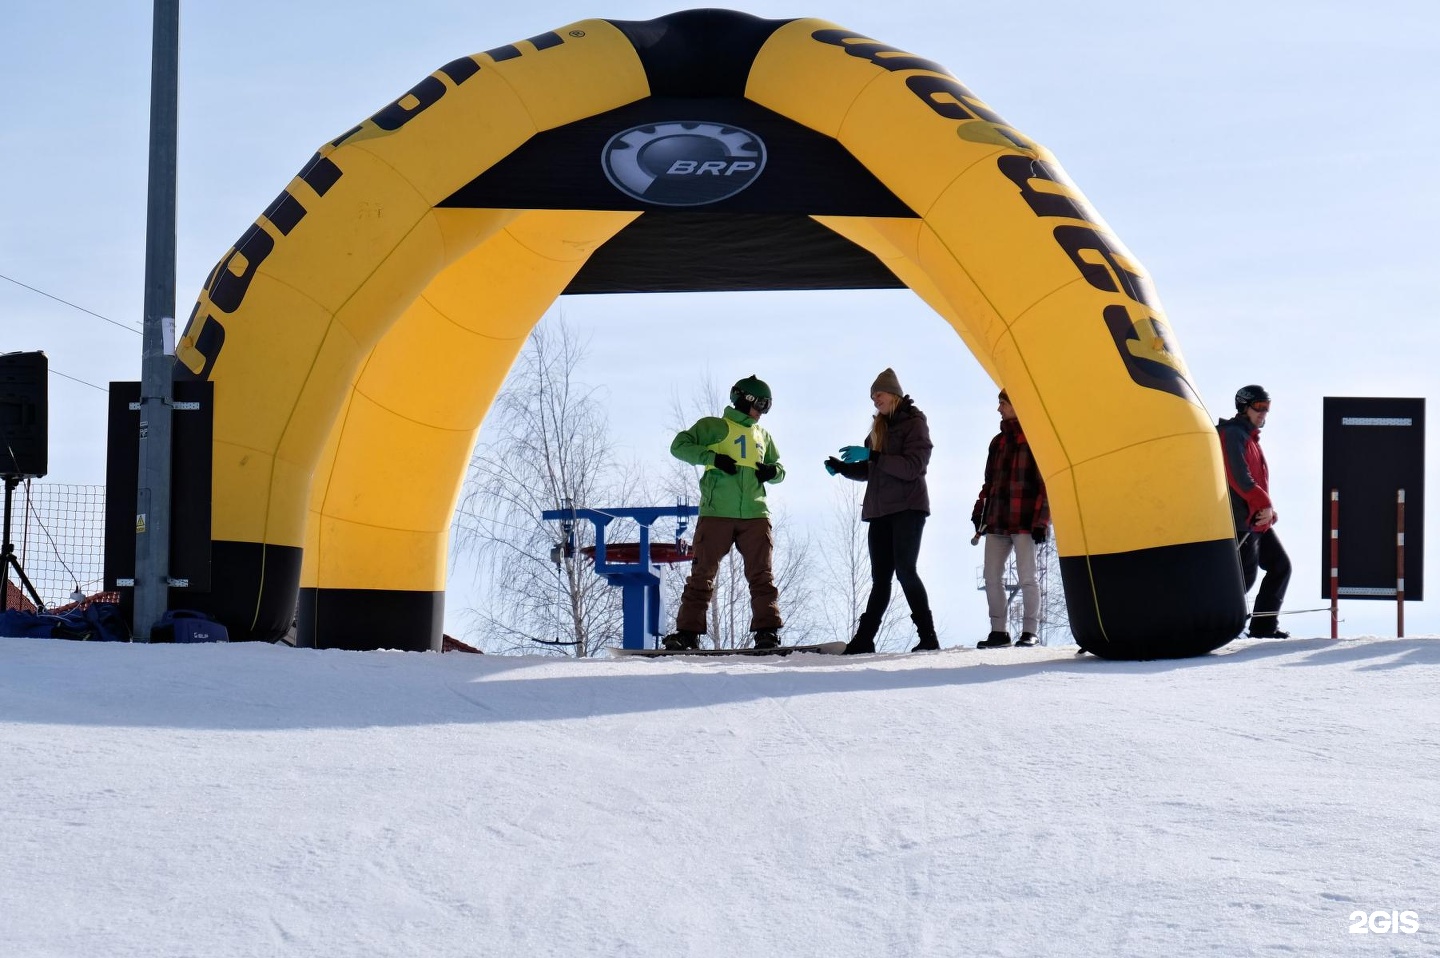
[{"x1": 541, "y1": 502, "x2": 699, "y2": 649}]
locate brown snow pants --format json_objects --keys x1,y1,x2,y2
[{"x1": 675, "y1": 516, "x2": 782, "y2": 633}]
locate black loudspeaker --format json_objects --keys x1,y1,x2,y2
[{"x1": 0, "y1": 351, "x2": 48, "y2": 479}]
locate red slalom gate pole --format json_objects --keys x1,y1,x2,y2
[
  {"x1": 1397, "y1": 489, "x2": 1405, "y2": 638},
  {"x1": 1329, "y1": 489, "x2": 1339, "y2": 640}
]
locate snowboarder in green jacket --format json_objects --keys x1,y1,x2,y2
[{"x1": 663, "y1": 375, "x2": 785, "y2": 651}]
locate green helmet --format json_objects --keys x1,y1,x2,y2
[{"x1": 730, "y1": 375, "x2": 772, "y2": 413}]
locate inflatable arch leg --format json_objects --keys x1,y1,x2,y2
[{"x1": 173, "y1": 10, "x2": 1245, "y2": 658}]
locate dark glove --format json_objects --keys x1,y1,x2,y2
[
  {"x1": 824, "y1": 457, "x2": 842, "y2": 476},
  {"x1": 1030, "y1": 525, "x2": 1048, "y2": 543},
  {"x1": 712, "y1": 453, "x2": 737, "y2": 474},
  {"x1": 755, "y1": 462, "x2": 778, "y2": 482}
]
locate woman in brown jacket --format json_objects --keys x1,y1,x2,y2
[{"x1": 826, "y1": 368, "x2": 938, "y2": 654}]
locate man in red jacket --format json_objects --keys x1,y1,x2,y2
[{"x1": 1217, "y1": 384, "x2": 1292, "y2": 638}]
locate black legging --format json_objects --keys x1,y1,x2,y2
[{"x1": 863, "y1": 509, "x2": 930, "y2": 618}]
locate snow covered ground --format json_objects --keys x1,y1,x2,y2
[{"x1": 2, "y1": 634, "x2": 1437, "y2": 957}]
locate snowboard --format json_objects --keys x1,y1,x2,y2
[{"x1": 609, "y1": 641, "x2": 849, "y2": 658}]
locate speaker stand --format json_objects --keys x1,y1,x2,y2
[{"x1": 2, "y1": 475, "x2": 45, "y2": 612}]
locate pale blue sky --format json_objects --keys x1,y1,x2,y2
[{"x1": 3, "y1": 1, "x2": 1437, "y2": 640}]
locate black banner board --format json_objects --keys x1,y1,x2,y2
[
  {"x1": 1321, "y1": 397, "x2": 1424, "y2": 600},
  {"x1": 104, "y1": 381, "x2": 214, "y2": 592}
]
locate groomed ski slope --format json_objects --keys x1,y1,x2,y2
[{"x1": 2, "y1": 635, "x2": 1437, "y2": 957}]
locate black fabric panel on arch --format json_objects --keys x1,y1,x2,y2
[
  {"x1": 439, "y1": 98, "x2": 917, "y2": 218},
  {"x1": 161, "y1": 540, "x2": 301, "y2": 643},
  {"x1": 1060, "y1": 539, "x2": 1247, "y2": 660},
  {"x1": 604, "y1": 10, "x2": 793, "y2": 97},
  {"x1": 563, "y1": 213, "x2": 905, "y2": 294},
  {"x1": 296, "y1": 588, "x2": 443, "y2": 653}
]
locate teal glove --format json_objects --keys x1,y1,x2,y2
[{"x1": 839, "y1": 445, "x2": 870, "y2": 463}]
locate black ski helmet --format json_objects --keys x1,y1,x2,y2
[
  {"x1": 1234, "y1": 384, "x2": 1270, "y2": 411},
  {"x1": 730, "y1": 375, "x2": 772, "y2": 413}
]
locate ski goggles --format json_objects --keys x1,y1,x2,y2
[{"x1": 742, "y1": 393, "x2": 772, "y2": 413}]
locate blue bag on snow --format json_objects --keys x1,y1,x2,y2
[
  {"x1": 83, "y1": 603, "x2": 133, "y2": 642},
  {"x1": 0, "y1": 609, "x2": 62, "y2": 638},
  {"x1": 152, "y1": 609, "x2": 229, "y2": 644},
  {"x1": 0, "y1": 603, "x2": 131, "y2": 642}
]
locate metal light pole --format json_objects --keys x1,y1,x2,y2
[{"x1": 133, "y1": 0, "x2": 180, "y2": 640}]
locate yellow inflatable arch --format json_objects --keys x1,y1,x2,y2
[{"x1": 174, "y1": 10, "x2": 1246, "y2": 658}]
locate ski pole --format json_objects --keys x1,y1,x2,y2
[{"x1": 1245, "y1": 607, "x2": 1333, "y2": 619}]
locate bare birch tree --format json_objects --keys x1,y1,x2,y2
[{"x1": 454, "y1": 318, "x2": 630, "y2": 657}]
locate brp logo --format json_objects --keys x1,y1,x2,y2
[{"x1": 601, "y1": 122, "x2": 766, "y2": 206}]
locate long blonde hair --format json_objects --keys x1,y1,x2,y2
[{"x1": 869, "y1": 410, "x2": 889, "y2": 452}]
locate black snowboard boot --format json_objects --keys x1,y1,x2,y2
[
  {"x1": 844, "y1": 611, "x2": 883, "y2": 655},
  {"x1": 1015, "y1": 632, "x2": 1038, "y2": 647},
  {"x1": 662, "y1": 630, "x2": 700, "y2": 651},
  {"x1": 977, "y1": 631, "x2": 1012, "y2": 649},
  {"x1": 1247, "y1": 613, "x2": 1290, "y2": 639},
  {"x1": 910, "y1": 609, "x2": 940, "y2": 652},
  {"x1": 752, "y1": 629, "x2": 781, "y2": 650}
]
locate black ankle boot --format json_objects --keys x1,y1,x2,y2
[
  {"x1": 910, "y1": 609, "x2": 939, "y2": 651},
  {"x1": 844, "y1": 612, "x2": 883, "y2": 655},
  {"x1": 1247, "y1": 614, "x2": 1290, "y2": 639},
  {"x1": 977, "y1": 631, "x2": 1012, "y2": 649}
]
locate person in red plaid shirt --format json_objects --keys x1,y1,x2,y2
[{"x1": 971, "y1": 389, "x2": 1050, "y2": 648}]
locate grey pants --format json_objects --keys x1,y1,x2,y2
[{"x1": 984, "y1": 532, "x2": 1039, "y2": 634}]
